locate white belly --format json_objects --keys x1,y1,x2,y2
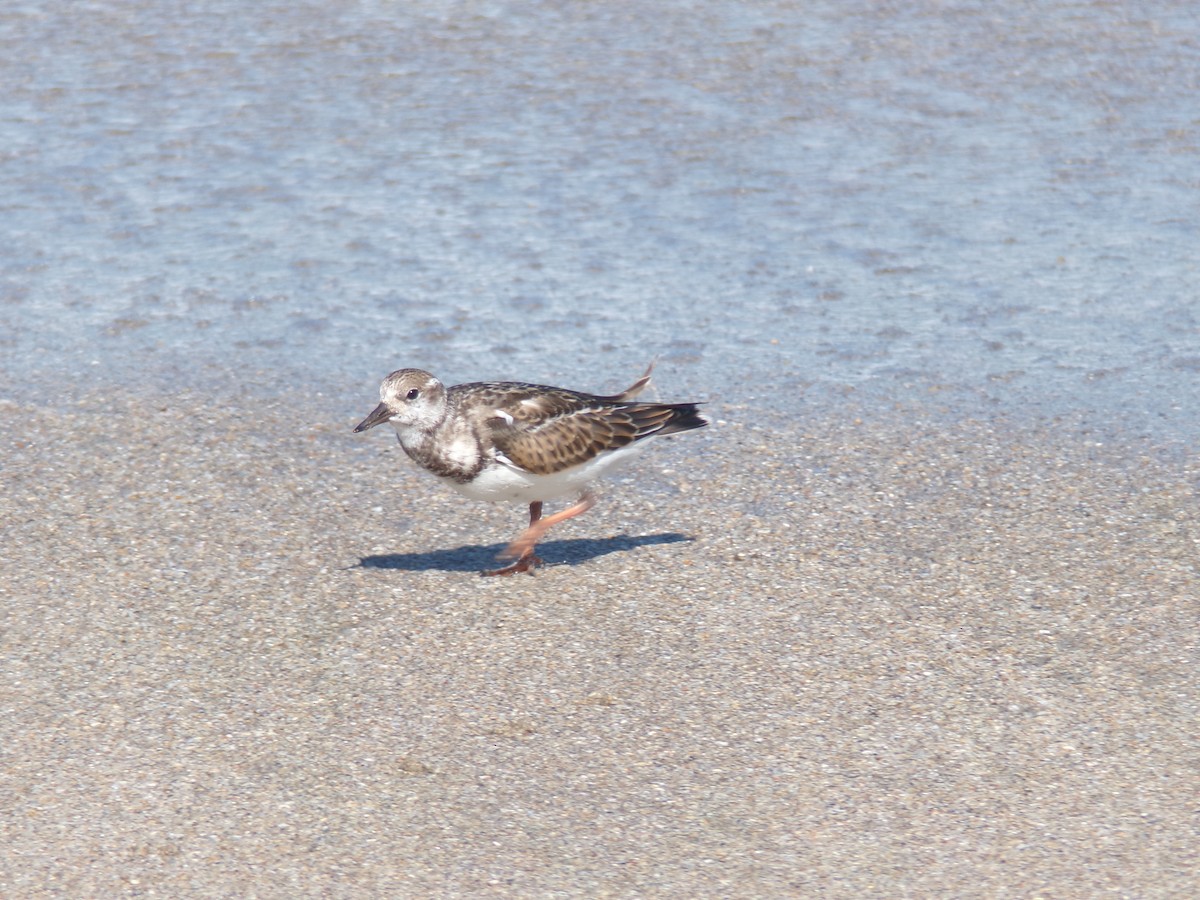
[{"x1": 443, "y1": 442, "x2": 650, "y2": 503}]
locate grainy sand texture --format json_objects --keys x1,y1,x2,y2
[{"x1": 2, "y1": 387, "x2": 1195, "y2": 896}]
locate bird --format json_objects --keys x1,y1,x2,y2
[{"x1": 353, "y1": 363, "x2": 708, "y2": 576}]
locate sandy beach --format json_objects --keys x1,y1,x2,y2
[
  {"x1": 2, "y1": 385, "x2": 1195, "y2": 896},
  {"x1": 3, "y1": 2, "x2": 1198, "y2": 892}
]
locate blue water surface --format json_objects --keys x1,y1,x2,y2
[{"x1": 1, "y1": 0, "x2": 1196, "y2": 442}]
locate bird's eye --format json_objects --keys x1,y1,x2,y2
[{"x1": 406, "y1": 388, "x2": 420, "y2": 401}]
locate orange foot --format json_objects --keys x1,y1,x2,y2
[
  {"x1": 481, "y1": 553, "x2": 544, "y2": 577},
  {"x1": 480, "y1": 492, "x2": 597, "y2": 578}
]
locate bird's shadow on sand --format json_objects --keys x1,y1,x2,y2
[{"x1": 358, "y1": 533, "x2": 694, "y2": 573}]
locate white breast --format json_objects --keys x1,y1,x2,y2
[{"x1": 445, "y1": 441, "x2": 651, "y2": 503}]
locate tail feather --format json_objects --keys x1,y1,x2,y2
[{"x1": 610, "y1": 360, "x2": 656, "y2": 402}]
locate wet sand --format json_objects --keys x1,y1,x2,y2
[{"x1": 1, "y1": 385, "x2": 1195, "y2": 896}]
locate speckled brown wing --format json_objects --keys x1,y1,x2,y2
[
  {"x1": 450, "y1": 380, "x2": 707, "y2": 476},
  {"x1": 497, "y1": 405, "x2": 677, "y2": 475}
]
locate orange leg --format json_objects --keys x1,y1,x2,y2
[{"x1": 481, "y1": 492, "x2": 596, "y2": 577}]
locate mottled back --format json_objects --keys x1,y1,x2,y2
[{"x1": 449, "y1": 381, "x2": 706, "y2": 477}]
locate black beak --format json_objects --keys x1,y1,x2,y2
[{"x1": 353, "y1": 402, "x2": 393, "y2": 433}]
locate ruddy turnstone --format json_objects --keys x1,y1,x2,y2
[{"x1": 353, "y1": 363, "x2": 708, "y2": 576}]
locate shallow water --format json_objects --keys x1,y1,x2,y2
[{"x1": 2, "y1": 0, "x2": 1196, "y2": 442}]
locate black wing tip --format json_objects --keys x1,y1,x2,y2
[{"x1": 657, "y1": 402, "x2": 709, "y2": 436}]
